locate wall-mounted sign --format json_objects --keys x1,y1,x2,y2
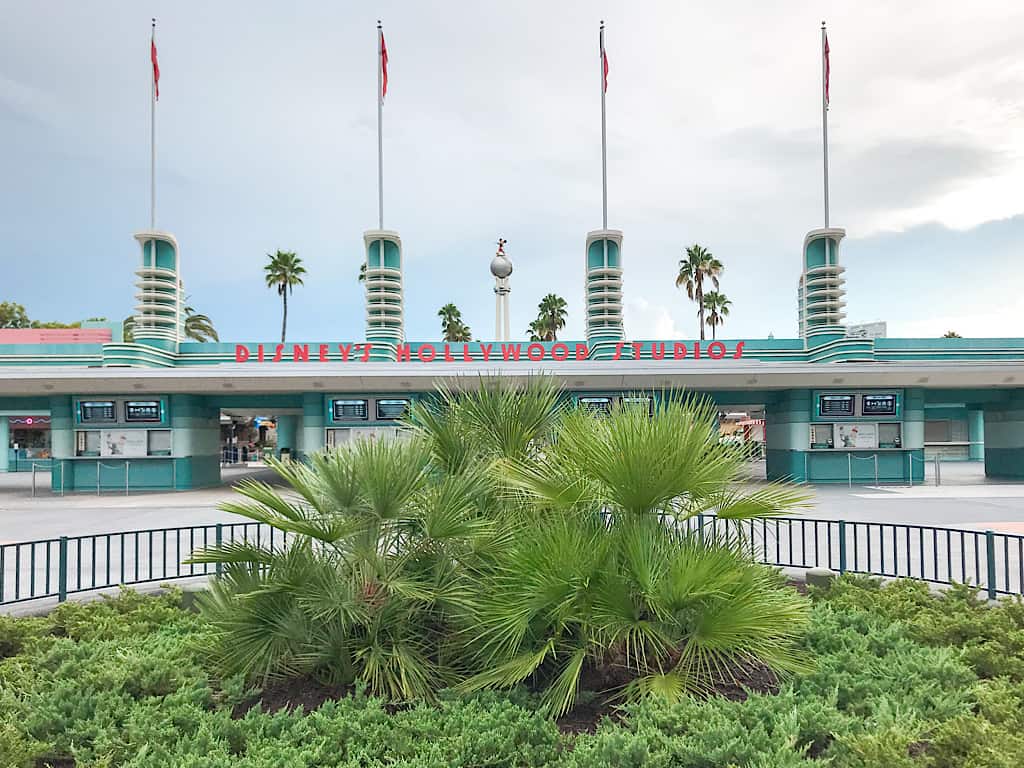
[
  {"x1": 376, "y1": 399, "x2": 410, "y2": 420},
  {"x1": 837, "y1": 423, "x2": 877, "y2": 449},
  {"x1": 862, "y1": 394, "x2": 897, "y2": 416},
  {"x1": 579, "y1": 396, "x2": 612, "y2": 414},
  {"x1": 81, "y1": 401, "x2": 116, "y2": 423},
  {"x1": 100, "y1": 429, "x2": 148, "y2": 457},
  {"x1": 819, "y1": 394, "x2": 855, "y2": 417},
  {"x1": 233, "y1": 341, "x2": 746, "y2": 364},
  {"x1": 332, "y1": 399, "x2": 369, "y2": 420},
  {"x1": 125, "y1": 401, "x2": 161, "y2": 422}
]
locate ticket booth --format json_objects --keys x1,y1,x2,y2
[
  {"x1": 323, "y1": 395, "x2": 415, "y2": 448},
  {"x1": 51, "y1": 395, "x2": 220, "y2": 491}
]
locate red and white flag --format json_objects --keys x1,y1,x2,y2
[
  {"x1": 823, "y1": 34, "x2": 830, "y2": 106},
  {"x1": 380, "y1": 29, "x2": 388, "y2": 102},
  {"x1": 600, "y1": 27, "x2": 608, "y2": 92},
  {"x1": 151, "y1": 32, "x2": 160, "y2": 101}
]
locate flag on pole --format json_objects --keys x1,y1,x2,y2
[
  {"x1": 380, "y1": 30, "x2": 388, "y2": 102},
  {"x1": 823, "y1": 34, "x2": 830, "y2": 106},
  {"x1": 151, "y1": 33, "x2": 160, "y2": 101},
  {"x1": 600, "y1": 28, "x2": 609, "y2": 92}
]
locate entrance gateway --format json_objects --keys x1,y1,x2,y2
[{"x1": 1, "y1": 227, "x2": 1023, "y2": 490}]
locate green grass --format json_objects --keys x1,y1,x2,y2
[{"x1": 2, "y1": 576, "x2": 1024, "y2": 767}]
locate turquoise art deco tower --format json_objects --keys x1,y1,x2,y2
[
  {"x1": 132, "y1": 230, "x2": 182, "y2": 351},
  {"x1": 361, "y1": 22, "x2": 404, "y2": 361},
  {"x1": 586, "y1": 22, "x2": 625, "y2": 359},
  {"x1": 798, "y1": 227, "x2": 846, "y2": 343},
  {"x1": 585, "y1": 230, "x2": 624, "y2": 357},
  {"x1": 363, "y1": 230, "x2": 403, "y2": 360}
]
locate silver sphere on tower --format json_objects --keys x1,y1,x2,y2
[
  {"x1": 492, "y1": 238, "x2": 512, "y2": 341},
  {"x1": 491, "y1": 238, "x2": 513, "y2": 279}
]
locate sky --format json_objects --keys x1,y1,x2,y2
[{"x1": 2, "y1": 1, "x2": 1023, "y2": 343}]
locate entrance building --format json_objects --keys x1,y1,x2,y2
[{"x1": 2, "y1": 225, "x2": 1022, "y2": 490}]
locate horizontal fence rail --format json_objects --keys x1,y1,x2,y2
[{"x1": 2, "y1": 517, "x2": 1022, "y2": 607}]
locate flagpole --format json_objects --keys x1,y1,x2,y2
[
  {"x1": 377, "y1": 20, "x2": 384, "y2": 230},
  {"x1": 150, "y1": 18, "x2": 157, "y2": 232},
  {"x1": 600, "y1": 20, "x2": 608, "y2": 231},
  {"x1": 821, "y1": 21, "x2": 829, "y2": 229}
]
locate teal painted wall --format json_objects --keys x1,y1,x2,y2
[
  {"x1": 984, "y1": 394, "x2": 1024, "y2": 479},
  {"x1": 276, "y1": 415, "x2": 298, "y2": 457}
]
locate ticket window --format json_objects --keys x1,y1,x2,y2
[
  {"x1": 878, "y1": 423, "x2": 902, "y2": 449},
  {"x1": 326, "y1": 428, "x2": 351, "y2": 449},
  {"x1": 810, "y1": 423, "x2": 834, "y2": 450}
]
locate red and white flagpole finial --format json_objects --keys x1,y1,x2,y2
[{"x1": 599, "y1": 20, "x2": 608, "y2": 231}]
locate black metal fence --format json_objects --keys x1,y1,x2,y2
[{"x1": 3, "y1": 516, "x2": 1022, "y2": 607}]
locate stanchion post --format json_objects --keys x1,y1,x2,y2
[
  {"x1": 57, "y1": 536, "x2": 68, "y2": 603},
  {"x1": 935, "y1": 455, "x2": 941, "y2": 486},
  {"x1": 125, "y1": 462, "x2": 130, "y2": 496},
  {"x1": 96, "y1": 463, "x2": 101, "y2": 496},
  {"x1": 31, "y1": 464, "x2": 36, "y2": 498},
  {"x1": 874, "y1": 454, "x2": 879, "y2": 488},
  {"x1": 838, "y1": 520, "x2": 848, "y2": 574},
  {"x1": 985, "y1": 530, "x2": 997, "y2": 600},
  {"x1": 847, "y1": 453, "x2": 852, "y2": 488},
  {"x1": 215, "y1": 523, "x2": 223, "y2": 576}
]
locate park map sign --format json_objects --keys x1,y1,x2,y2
[{"x1": 234, "y1": 341, "x2": 747, "y2": 364}]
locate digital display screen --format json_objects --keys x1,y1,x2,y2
[
  {"x1": 125, "y1": 401, "x2": 161, "y2": 422},
  {"x1": 332, "y1": 399, "x2": 369, "y2": 420},
  {"x1": 819, "y1": 394, "x2": 855, "y2": 417},
  {"x1": 621, "y1": 396, "x2": 653, "y2": 415},
  {"x1": 376, "y1": 399, "x2": 410, "y2": 420},
  {"x1": 80, "y1": 401, "x2": 115, "y2": 422},
  {"x1": 862, "y1": 394, "x2": 897, "y2": 416},
  {"x1": 579, "y1": 397, "x2": 612, "y2": 414}
]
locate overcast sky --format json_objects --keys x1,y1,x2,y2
[{"x1": 3, "y1": 1, "x2": 1023, "y2": 342}]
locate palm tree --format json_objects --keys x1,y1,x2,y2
[
  {"x1": 537, "y1": 294, "x2": 568, "y2": 341},
  {"x1": 526, "y1": 318, "x2": 548, "y2": 342},
  {"x1": 703, "y1": 291, "x2": 732, "y2": 340},
  {"x1": 943, "y1": 330, "x2": 962, "y2": 338},
  {"x1": 122, "y1": 315, "x2": 135, "y2": 343},
  {"x1": 438, "y1": 303, "x2": 472, "y2": 342},
  {"x1": 358, "y1": 263, "x2": 367, "y2": 283},
  {"x1": 675, "y1": 244, "x2": 723, "y2": 340},
  {"x1": 183, "y1": 304, "x2": 219, "y2": 342},
  {"x1": 264, "y1": 251, "x2": 306, "y2": 343}
]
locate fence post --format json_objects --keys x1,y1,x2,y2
[
  {"x1": 838, "y1": 520, "x2": 847, "y2": 574},
  {"x1": 57, "y1": 536, "x2": 68, "y2": 602},
  {"x1": 985, "y1": 530, "x2": 997, "y2": 601},
  {"x1": 215, "y1": 523, "x2": 223, "y2": 576}
]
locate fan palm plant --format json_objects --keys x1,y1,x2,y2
[
  {"x1": 459, "y1": 393, "x2": 811, "y2": 716},
  {"x1": 189, "y1": 439, "x2": 494, "y2": 700},
  {"x1": 702, "y1": 291, "x2": 732, "y2": 340},
  {"x1": 195, "y1": 379, "x2": 812, "y2": 719},
  {"x1": 676, "y1": 245, "x2": 723, "y2": 340},
  {"x1": 264, "y1": 250, "x2": 306, "y2": 343}
]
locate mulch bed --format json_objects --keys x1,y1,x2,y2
[
  {"x1": 232, "y1": 676, "x2": 352, "y2": 718},
  {"x1": 230, "y1": 657, "x2": 783, "y2": 733}
]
